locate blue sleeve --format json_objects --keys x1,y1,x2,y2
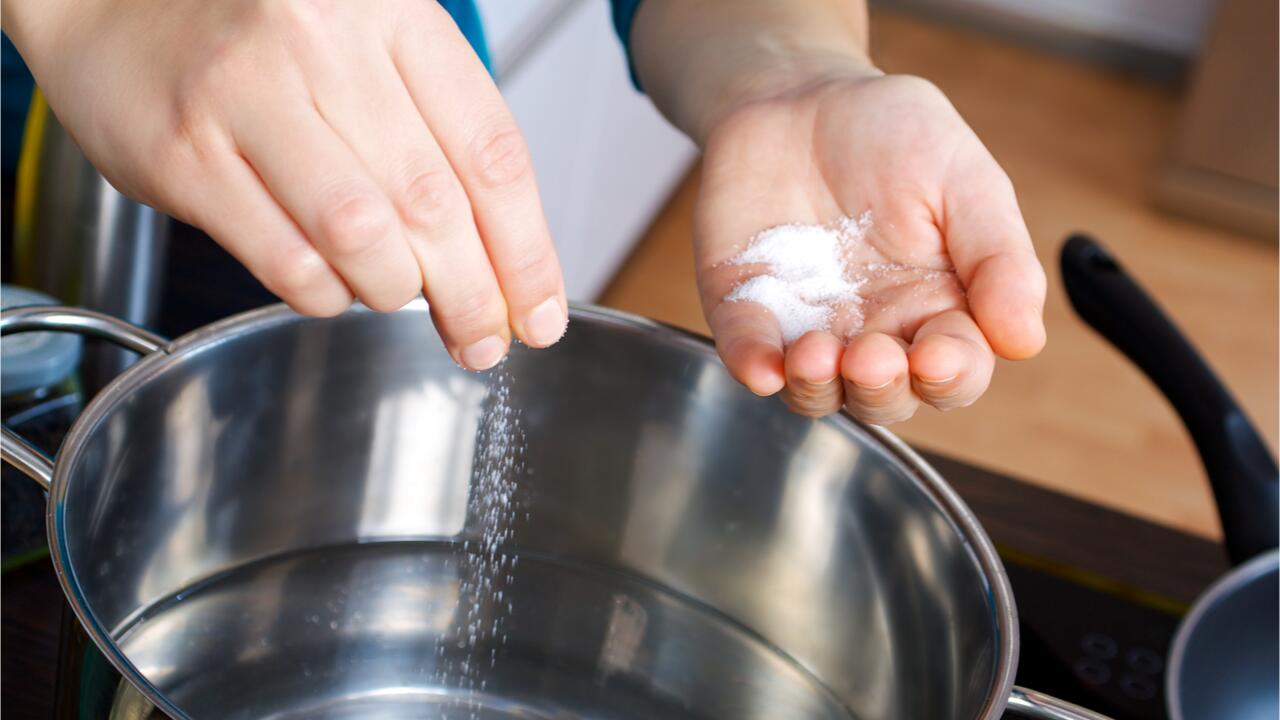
[
  {"x1": 439, "y1": 0, "x2": 493, "y2": 76},
  {"x1": 609, "y1": 0, "x2": 646, "y2": 90},
  {"x1": 1, "y1": 33, "x2": 35, "y2": 176}
]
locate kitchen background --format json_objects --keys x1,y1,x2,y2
[
  {"x1": 504, "y1": 0, "x2": 1274, "y2": 540},
  {"x1": 482, "y1": 0, "x2": 1278, "y2": 543},
  {"x1": 3, "y1": 0, "x2": 1277, "y2": 539}
]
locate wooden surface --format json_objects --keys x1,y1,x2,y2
[
  {"x1": 601, "y1": 9, "x2": 1280, "y2": 541},
  {"x1": 921, "y1": 452, "x2": 1226, "y2": 606},
  {"x1": 1157, "y1": 0, "x2": 1279, "y2": 238}
]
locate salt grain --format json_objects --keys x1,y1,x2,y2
[
  {"x1": 436, "y1": 365, "x2": 526, "y2": 718},
  {"x1": 725, "y1": 211, "x2": 874, "y2": 343}
]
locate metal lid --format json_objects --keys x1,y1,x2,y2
[{"x1": 1, "y1": 285, "x2": 82, "y2": 395}]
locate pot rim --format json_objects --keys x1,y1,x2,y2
[
  {"x1": 1165, "y1": 547, "x2": 1279, "y2": 720},
  {"x1": 44, "y1": 300, "x2": 1020, "y2": 720}
]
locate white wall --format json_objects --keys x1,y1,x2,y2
[{"x1": 475, "y1": 0, "x2": 697, "y2": 301}]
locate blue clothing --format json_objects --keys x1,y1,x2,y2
[
  {"x1": 439, "y1": 0, "x2": 493, "y2": 74},
  {"x1": 0, "y1": 0, "x2": 645, "y2": 174},
  {"x1": 1, "y1": 34, "x2": 34, "y2": 176}
]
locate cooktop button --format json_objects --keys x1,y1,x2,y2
[
  {"x1": 1080, "y1": 632, "x2": 1118, "y2": 659},
  {"x1": 1073, "y1": 657, "x2": 1112, "y2": 686},
  {"x1": 1119, "y1": 672, "x2": 1157, "y2": 700},
  {"x1": 1125, "y1": 647, "x2": 1163, "y2": 675}
]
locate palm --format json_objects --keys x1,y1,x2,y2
[{"x1": 694, "y1": 74, "x2": 1045, "y2": 421}]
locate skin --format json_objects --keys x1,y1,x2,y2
[
  {"x1": 2, "y1": 0, "x2": 1046, "y2": 423},
  {"x1": 632, "y1": 0, "x2": 1047, "y2": 421},
  {"x1": 2, "y1": 0, "x2": 568, "y2": 371}
]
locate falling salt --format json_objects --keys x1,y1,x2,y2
[
  {"x1": 438, "y1": 363, "x2": 526, "y2": 718},
  {"x1": 725, "y1": 211, "x2": 874, "y2": 343}
]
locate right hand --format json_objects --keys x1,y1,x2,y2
[{"x1": 8, "y1": 0, "x2": 567, "y2": 369}]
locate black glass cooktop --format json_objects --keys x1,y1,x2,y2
[{"x1": 1006, "y1": 557, "x2": 1183, "y2": 719}]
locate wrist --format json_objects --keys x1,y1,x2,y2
[
  {"x1": 691, "y1": 50, "x2": 882, "y2": 144},
  {"x1": 631, "y1": 0, "x2": 879, "y2": 145}
]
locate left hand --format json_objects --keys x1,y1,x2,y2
[{"x1": 694, "y1": 70, "x2": 1047, "y2": 423}]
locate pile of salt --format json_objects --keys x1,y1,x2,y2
[{"x1": 725, "y1": 211, "x2": 873, "y2": 343}]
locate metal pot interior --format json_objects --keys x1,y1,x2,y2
[{"x1": 53, "y1": 303, "x2": 1010, "y2": 720}]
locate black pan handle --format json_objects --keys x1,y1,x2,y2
[{"x1": 1060, "y1": 234, "x2": 1278, "y2": 566}]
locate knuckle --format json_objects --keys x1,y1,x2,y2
[
  {"x1": 470, "y1": 124, "x2": 533, "y2": 190},
  {"x1": 165, "y1": 99, "x2": 224, "y2": 172},
  {"x1": 399, "y1": 167, "x2": 466, "y2": 230},
  {"x1": 433, "y1": 286, "x2": 501, "y2": 336},
  {"x1": 502, "y1": 246, "x2": 559, "y2": 288},
  {"x1": 916, "y1": 380, "x2": 964, "y2": 405},
  {"x1": 362, "y1": 272, "x2": 422, "y2": 313},
  {"x1": 169, "y1": 71, "x2": 239, "y2": 156},
  {"x1": 320, "y1": 193, "x2": 396, "y2": 256},
  {"x1": 785, "y1": 396, "x2": 836, "y2": 418},
  {"x1": 179, "y1": 30, "x2": 264, "y2": 105},
  {"x1": 783, "y1": 385, "x2": 841, "y2": 417},
  {"x1": 851, "y1": 403, "x2": 915, "y2": 426},
  {"x1": 848, "y1": 383, "x2": 898, "y2": 407},
  {"x1": 264, "y1": 0, "x2": 328, "y2": 40},
  {"x1": 267, "y1": 246, "x2": 334, "y2": 299}
]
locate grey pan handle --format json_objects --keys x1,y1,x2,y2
[
  {"x1": 0, "y1": 305, "x2": 170, "y2": 490},
  {"x1": 1008, "y1": 686, "x2": 1113, "y2": 719}
]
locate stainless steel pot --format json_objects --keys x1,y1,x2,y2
[
  {"x1": 13, "y1": 90, "x2": 170, "y2": 396},
  {"x1": 1, "y1": 302, "x2": 1105, "y2": 720}
]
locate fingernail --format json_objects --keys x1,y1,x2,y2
[
  {"x1": 460, "y1": 335, "x2": 507, "y2": 371},
  {"x1": 854, "y1": 377, "x2": 896, "y2": 391},
  {"x1": 915, "y1": 373, "x2": 958, "y2": 387},
  {"x1": 524, "y1": 298, "x2": 567, "y2": 348}
]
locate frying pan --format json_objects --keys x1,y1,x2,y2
[{"x1": 1061, "y1": 234, "x2": 1279, "y2": 720}]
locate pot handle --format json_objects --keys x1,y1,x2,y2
[
  {"x1": 1006, "y1": 686, "x2": 1113, "y2": 720},
  {"x1": 1060, "y1": 234, "x2": 1279, "y2": 565},
  {"x1": 1, "y1": 305, "x2": 170, "y2": 490}
]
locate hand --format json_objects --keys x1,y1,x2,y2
[
  {"x1": 695, "y1": 71, "x2": 1047, "y2": 423},
  {"x1": 6, "y1": 0, "x2": 567, "y2": 369}
]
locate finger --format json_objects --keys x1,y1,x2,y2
[
  {"x1": 708, "y1": 302, "x2": 786, "y2": 396},
  {"x1": 190, "y1": 146, "x2": 353, "y2": 317},
  {"x1": 692, "y1": 120, "x2": 819, "y2": 399},
  {"x1": 841, "y1": 332, "x2": 918, "y2": 425},
  {"x1": 781, "y1": 331, "x2": 845, "y2": 417},
  {"x1": 942, "y1": 154, "x2": 1047, "y2": 360},
  {"x1": 230, "y1": 101, "x2": 422, "y2": 313},
  {"x1": 906, "y1": 310, "x2": 995, "y2": 411},
  {"x1": 394, "y1": 5, "x2": 567, "y2": 347},
  {"x1": 298, "y1": 45, "x2": 512, "y2": 367}
]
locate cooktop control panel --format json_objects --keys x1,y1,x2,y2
[{"x1": 1006, "y1": 560, "x2": 1182, "y2": 720}]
